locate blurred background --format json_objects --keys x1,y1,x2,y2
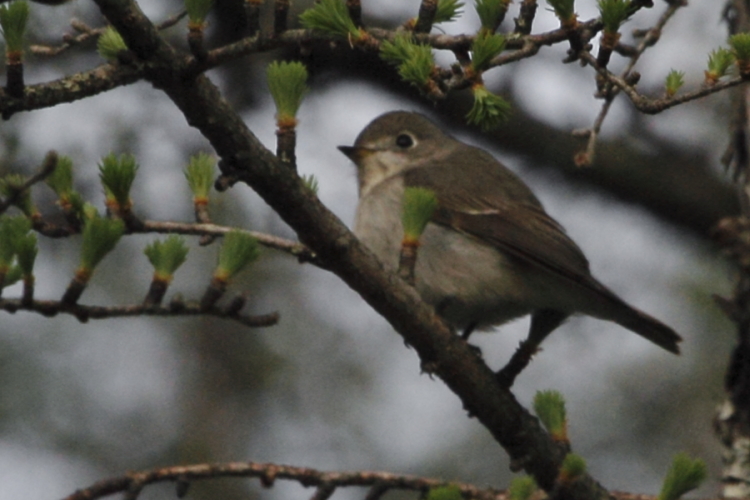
[{"x1": 0, "y1": 0, "x2": 739, "y2": 498}]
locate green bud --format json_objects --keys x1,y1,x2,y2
[
  {"x1": 99, "y1": 152, "x2": 138, "y2": 210},
  {"x1": 466, "y1": 85, "x2": 511, "y2": 131},
  {"x1": 471, "y1": 31, "x2": 506, "y2": 72},
  {"x1": 533, "y1": 389, "x2": 567, "y2": 440},
  {"x1": 560, "y1": 453, "x2": 587, "y2": 481},
  {"x1": 0, "y1": 215, "x2": 31, "y2": 268},
  {"x1": 1, "y1": 264, "x2": 21, "y2": 288},
  {"x1": 730, "y1": 33, "x2": 750, "y2": 75},
  {"x1": 79, "y1": 215, "x2": 125, "y2": 273},
  {"x1": 434, "y1": 0, "x2": 464, "y2": 24},
  {"x1": 381, "y1": 34, "x2": 435, "y2": 90},
  {"x1": 399, "y1": 44, "x2": 434, "y2": 89},
  {"x1": 186, "y1": 0, "x2": 213, "y2": 25},
  {"x1": 664, "y1": 69, "x2": 684, "y2": 97},
  {"x1": 475, "y1": 0, "x2": 510, "y2": 33},
  {"x1": 658, "y1": 453, "x2": 707, "y2": 500},
  {"x1": 45, "y1": 155, "x2": 74, "y2": 198},
  {"x1": 300, "y1": 0, "x2": 361, "y2": 39},
  {"x1": 97, "y1": 26, "x2": 127, "y2": 61},
  {"x1": 598, "y1": 0, "x2": 631, "y2": 34},
  {"x1": 267, "y1": 60, "x2": 309, "y2": 125},
  {"x1": 144, "y1": 235, "x2": 189, "y2": 281},
  {"x1": 381, "y1": 33, "x2": 418, "y2": 64},
  {"x1": 185, "y1": 152, "x2": 216, "y2": 202},
  {"x1": 0, "y1": 0, "x2": 29, "y2": 54},
  {"x1": 82, "y1": 202, "x2": 99, "y2": 221},
  {"x1": 425, "y1": 485, "x2": 462, "y2": 500},
  {"x1": 402, "y1": 187, "x2": 438, "y2": 243},
  {"x1": 508, "y1": 476, "x2": 537, "y2": 500},
  {"x1": 215, "y1": 230, "x2": 260, "y2": 282},
  {"x1": 706, "y1": 47, "x2": 734, "y2": 83},
  {"x1": 14, "y1": 230, "x2": 36, "y2": 276},
  {"x1": 547, "y1": 0, "x2": 575, "y2": 24},
  {"x1": 66, "y1": 191, "x2": 85, "y2": 217},
  {"x1": 301, "y1": 173, "x2": 319, "y2": 194}
]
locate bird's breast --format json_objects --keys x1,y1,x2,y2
[{"x1": 353, "y1": 177, "x2": 536, "y2": 330}]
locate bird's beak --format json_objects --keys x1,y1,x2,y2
[{"x1": 338, "y1": 145, "x2": 374, "y2": 162}]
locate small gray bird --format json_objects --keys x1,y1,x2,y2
[{"x1": 339, "y1": 111, "x2": 681, "y2": 383}]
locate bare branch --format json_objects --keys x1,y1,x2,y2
[
  {"x1": 62, "y1": 461, "x2": 506, "y2": 500},
  {"x1": 0, "y1": 296, "x2": 279, "y2": 327}
]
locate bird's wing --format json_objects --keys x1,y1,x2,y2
[
  {"x1": 403, "y1": 159, "x2": 600, "y2": 289},
  {"x1": 402, "y1": 156, "x2": 683, "y2": 353}
]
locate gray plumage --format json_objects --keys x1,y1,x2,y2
[{"x1": 339, "y1": 111, "x2": 681, "y2": 356}]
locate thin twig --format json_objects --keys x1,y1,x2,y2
[
  {"x1": 139, "y1": 220, "x2": 316, "y2": 262},
  {"x1": 31, "y1": 11, "x2": 187, "y2": 57},
  {"x1": 61, "y1": 461, "x2": 506, "y2": 500},
  {"x1": 580, "y1": 50, "x2": 745, "y2": 114},
  {"x1": 0, "y1": 296, "x2": 280, "y2": 327},
  {"x1": 575, "y1": 1, "x2": 687, "y2": 159}
]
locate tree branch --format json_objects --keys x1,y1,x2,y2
[
  {"x1": 0, "y1": 296, "x2": 279, "y2": 327},
  {"x1": 62, "y1": 461, "x2": 506, "y2": 500}
]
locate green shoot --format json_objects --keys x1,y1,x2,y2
[
  {"x1": 186, "y1": 0, "x2": 213, "y2": 26},
  {"x1": 99, "y1": 152, "x2": 139, "y2": 211},
  {"x1": 299, "y1": 0, "x2": 361, "y2": 40},
  {"x1": 0, "y1": 0, "x2": 29, "y2": 54},
  {"x1": 267, "y1": 60, "x2": 309, "y2": 126},
  {"x1": 664, "y1": 69, "x2": 684, "y2": 97},
  {"x1": 381, "y1": 34, "x2": 435, "y2": 90},
  {"x1": 97, "y1": 26, "x2": 127, "y2": 61},
  {"x1": 79, "y1": 215, "x2": 125, "y2": 275},
  {"x1": 301, "y1": 173, "x2": 319, "y2": 194},
  {"x1": 475, "y1": 0, "x2": 510, "y2": 33},
  {"x1": 402, "y1": 187, "x2": 438, "y2": 243},
  {"x1": 144, "y1": 235, "x2": 189, "y2": 282},
  {"x1": 658, "y1": 453, "x2": 707, "y2": 500},
  {"x1": 559, "y1": 454, "x2": 587, "y2": 482},
  {"x1": 45, "y1": 155, "x2": 74, "y2": 199},
  {"x1": 471, "y1": 31, "x2": 506, "y2": 72},
  {"x1": 533, "y1": 389, "x2": 567, "y2": 441},
  {"x1": 508, "y1": 476, "x2": 537, "y2": 500},
  {"x1": 425, "y1": 485, "x2": 462, "y2": 500},
  {"x1": 466, "y1": 84, "x2": 511, "y2": 131},
  {"x1": 0, "y1": 215, "x2": 30, "y2": 270},
  {"x1": 547, "y1": 0, "x2": 576, "y2": 26},
  {"x1": 706, "y1": 47, "x2": 734, "y2": 84},
  {"x1": 2, "y1": 264, "x2": 21, "y2": 288},
  {"x1": 185, "y1": 152, "x2": 216, "y2": 204},
  {"x1": 598, "y1": 0, "x2": 631, "y2": 34},
  {"x1": 434, "y1": 0, "x2": 464, "y2": 24},
  {"x1": 731, "y1": 33, "x2": 750, "y2": 75},
  {"x1": 215, "y1": 230, "x2": 261, "y2": 282},
  {"x1": 14, "y1": 230, "x2": 36, "y2": 276}
]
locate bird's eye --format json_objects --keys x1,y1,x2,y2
[{"x1": 395, "y1": 133, "x2": 414, "y2": 149}]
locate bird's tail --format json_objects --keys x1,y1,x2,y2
[{"x1": 614, "y1": 306, "x2": 682, "y2": 354}]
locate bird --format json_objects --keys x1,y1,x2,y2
[{"x1": 338, "y1": 111, "x2": 681, "y2": 385}]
